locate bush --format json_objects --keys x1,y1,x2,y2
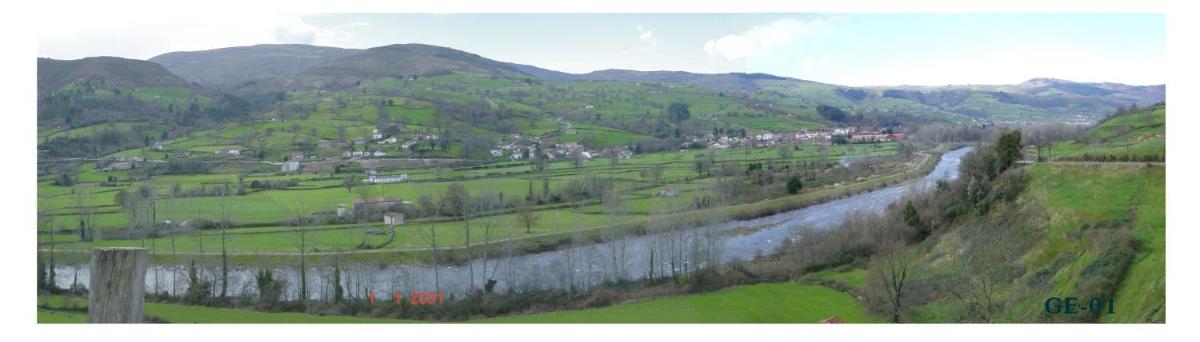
[
  {"x1": 1071, "y1": 229, "x2": 1139, "y2": 322},
  {"x1": 786, "y1": 175, "x2": 803, "y2": 194}
]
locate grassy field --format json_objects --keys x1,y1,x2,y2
[
  {"x1": 41, "y1": 145, "x2": 927, "y2": 266},
  {"x1": 40, "y1": 138, "x2": 907, "y2": 260},
  {"x1": 476, "y1": 283, "x2": 879, "y2": 323},
  {"x1": 1049, "y1": 106, "x2": 1165, "y2": 160},
  {"x1": 1027, "y1": 163, "x2": 1165, "y2": 322},
  {"x1": 39, "y1": 283, "x2": 875, "y2": 324},
  {"x1": 807, "y1": 267, "x2": 868, "y2": 290},
  {"x1": 37, "y1": 296, "x2": 417, "y2": 323}
]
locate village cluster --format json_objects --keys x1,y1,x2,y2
[{"x1": 98, "y1": 125, "x2": 907, "y2": 177}]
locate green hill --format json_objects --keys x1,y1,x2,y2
[
  {"x1": 1049, "y1": 105, "x2": 1165, "y2": 161},
  {"x1": 281, "y1": 44, "x2": 527, "y2": 90},
  {"x1": 37, "y1": 57, "x2": 191, "y2": 94}
]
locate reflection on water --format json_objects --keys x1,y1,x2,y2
[{"x1": 55, "y1": 147, "x2": 973, "y2": 299}]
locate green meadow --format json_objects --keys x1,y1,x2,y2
[{"x1": 477, "y1": 283, "x2": 879, "y2": 323}]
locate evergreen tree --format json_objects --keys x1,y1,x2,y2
[{"x1": 786, "y1": 175, "x2": 803, "y2": 194}]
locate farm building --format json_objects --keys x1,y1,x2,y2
[
  {"x1": 657, "y1": 188, "x2": 680, "y2": 197},
  {"x1": 365, "y1": 170, "x2": 408, "y2": 184},
  {"x1": 281, "y1": 161, "x2": 301, "y2": 173},
  {"x1": 383, "y1": 212, "x2": 404, "y2": 226}
]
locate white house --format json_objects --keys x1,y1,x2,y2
[
  {"x1": 281, "y1": 161, "x2": 300, "y2": 173},
  {"x1": 215, "y1": 148, "x2": 241, "y2": 156},
  {"x1": 365, "y1": 170, "x2": 408, "y2": 184},
  {"x1": 383, "y1": 212, "x2": 405, "y2": 226},
  {"x1": 372, "y1": 128, "x2": 384, "y2": 140}
]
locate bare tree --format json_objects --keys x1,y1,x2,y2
[
  {"x1": 570, "y1": 149, "x2": 585, "y2": 168},
  {"x1": 38, "y1": 211, "x2": 56, "y2": 290},
  {"x1": 607, "y1": 148, "x2": 620, "y2": 169},
  {"x1": 515, "y1": 200, "x2": 538, "y2": 234},
  {"x1": 602, "y1": 190, "x2": 627, "y2": 282},
  {"x1": 418, "y1": 204, "x2": 443, "y2": 294},
  {"x1": 343, "y1": 174, "x2": 360, "y2": 193},
  {"x1": 476, "y1": 192, "x2": 501, "y2": 289},
  {"x1": 441, "y1": 182, "x2": 473, "y2": 290},
  {"x1": 290, "y1": 198, "x2": 312, "y2": 304},
  {"x1": 73, "y1": 185, "x2": 95, "y2": 241},
  {"x1": 649, "y1": 164, "x2": 664, "y2": 186},
  {"x1": 867, "y1": 243, "x2": 920, "y2": 323},
  {"x1": 778, "y1": 143, "x2": 794, "y2": 160},
  {"x1": 217, "y1": 193, "x2": 232, "y2": 299}
]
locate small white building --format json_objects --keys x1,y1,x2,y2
[
  {"x1": 365, "y1": 170, "x2": 408, "y2": 184},
  {"x1": 372, "y1": 128, "x2": 384, "y2": 140},
  {"x1": 657, "y1": 188, "x2": 680, "y2": 197},
  {"x1": 383, "y1": 212, "x2": 404, "y2": 226},
  {"x1": 215, "y1": 148, "x2": 241, "y2": 156},
  {"x1": 336, "y1": 204, "x2": 347, "y2": 218},
  {"x1": 281, "y1": 161, "x2": 300, "y2": 173}
]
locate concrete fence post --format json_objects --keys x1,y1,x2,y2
[{"x1": 87, "y1": 247, "x2": 149, "y2": 323}]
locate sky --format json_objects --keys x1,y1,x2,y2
[{"x1": 36, "y1": 13, "x2": 1165, "y2": 86}]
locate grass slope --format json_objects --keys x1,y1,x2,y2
[
  {"x1": 1050, "y1": 107, "x2": 1165, "y2": 160},
  {"x1": 476, "y1": 283, "x2": 879, "y2": 323}
]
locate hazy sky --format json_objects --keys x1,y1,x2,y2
[{"x1": 36, "y1": 13, "x2": 1165, "y2": 86}]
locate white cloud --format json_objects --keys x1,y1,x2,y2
[
  {"x1": 273, "y1": 19, "x2": 319, "y2": 44},
  {"x1": 703, "y1": 18, "x2": 825, "y2": 61},
  {"x1": 638, "y1": 27, "x2": 656, "y2": 44},
  {"x1": 622, "y1": 25, "x2": 658, "y2": 56}
]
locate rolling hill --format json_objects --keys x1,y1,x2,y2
[
  {"x1": 504, "y1": 62, "x2": 788, "y2": 90},
  {"x1": 38, "y1": 42, "x2": 1167, "y2": 155},
  {"x1": 149, "y1": 44, "x2": 361, "y2": 87},
  {"x1": 142, "y1": 42, "x2": 1164, "y2": 124},
  {"x1": 37, "y1": 57, "x2": 191, "y2": 94},
  {"x1": 278, "y1": 44, "x2": 527, "y2": 90}
]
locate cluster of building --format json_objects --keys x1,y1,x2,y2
[
  {"x1": 339, "y1": 129, "x2": 442, "y2": 160},
  {"x1": 700, "y1": 126, "x2": 905, "y2": 150}
]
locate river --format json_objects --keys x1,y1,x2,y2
[{"x1": 53, "y1": 146, "x2": 974, "y2": 300}]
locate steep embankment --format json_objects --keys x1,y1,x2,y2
[
  {"x1": 909, "y1": 162, "x2": 1163, "y2": 322},
  {"x1": 905, "y1": 110, "x2": 1165, "y2": 322}
]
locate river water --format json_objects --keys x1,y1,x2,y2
[{"x1": 54, "y1": 147, "x2": 973, "y2": 300}]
